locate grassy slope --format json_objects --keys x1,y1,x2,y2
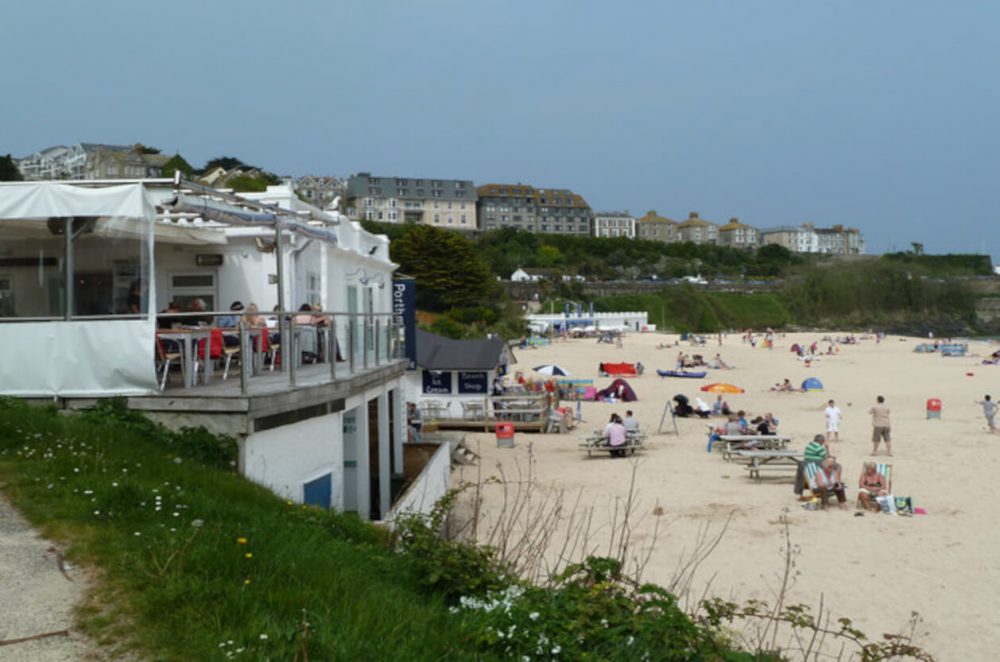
[
  {"x1": 595, "y1": 288, "x2": 792, "y2": 332},
  {"x1": 0, "y1": 401, "x2": 474, "y2": 661}
]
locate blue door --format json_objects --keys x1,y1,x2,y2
[{"x1": 303, "y1": 473, "x2": 332, "y2": 509}]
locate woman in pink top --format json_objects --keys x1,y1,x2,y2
[{"x1": 603, "y1": 413, "x2": 628, "y2": 458}]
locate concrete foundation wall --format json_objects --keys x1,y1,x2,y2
[
  {"x1": 384, "y1": 440, "x2": 451, "y2": 528},
  {"x1": 243, "y1": 411, "x2": 345, "y2": 508}
]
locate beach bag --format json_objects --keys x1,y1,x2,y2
[
  {"x1": 894, "y1": 496, "x2": 914, "y2": 516},
  {"x1": 876, "y1": 494, "x2": 897, "y2": 514}
]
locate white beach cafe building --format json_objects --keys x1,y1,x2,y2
[{"x1": 0, "y1": 178, "x2": 441, "y2": 521}]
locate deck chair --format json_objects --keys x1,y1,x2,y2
[
  {"x1": 155, "y1": 336, "x2": 183, "y2": 391},
  {"x1": 856, "y1": 463, "x2": 892, "y2": 509}
]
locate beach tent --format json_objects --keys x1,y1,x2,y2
[
  {"x1": 596, "y1": 378, "x2": 637, "y2": 402},
  {"x1": 801, "y1": 377, "x2": 824, "y2": 391}
]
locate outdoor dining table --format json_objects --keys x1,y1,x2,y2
[
  {"x1": 221, "y1": 327, "x2": 266, "y2": 375},
  {"x1": 718, "y1": 434, "x2": 792, "y2": 460},
  {"x1": 157, "y1": 328, "x2": 213, "y2": 388}
]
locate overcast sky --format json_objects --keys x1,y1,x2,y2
[{"x1": 3, "y1": 1, "x2": 998, "y2": 257}]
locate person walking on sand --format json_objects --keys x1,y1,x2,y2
[
  {"x1": 977, "y1": 394, "x2": 997, "y2": 433},
  {"x1": 869, "y1": 395, "x2": 892, "y2": 456},
  {"x1": 825, "y1": 399, "x2": 843, "y2": 443}
]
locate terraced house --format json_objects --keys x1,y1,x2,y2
[
  {"x1": 634, "y1": 210, "x2": 679, "y2": 243},
  {"x1": 345, "y1": 173, "x2": 477, "y2": 231},
  {"x1": 676, "y1": 212, "x2": 719, "y2": 244},
  {"x1": 478, "y1": 183, "x2": 592, "y2": 235},
  {"x1": 717, "y1": 217, "x2": 759, "y2": 249}
]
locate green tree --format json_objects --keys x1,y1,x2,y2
[
  {"x1": 226, "y1": 174, "x2": 270, "y2": 193},
  {"x1": 0, "y1": 154, "x2": 23, "y2": 181},
  {"x1": 160, "y1": 153, "x2": 194, "y2": 179},
  {"x1": 391, "y1": 224, "x2": 497, "y2": 311},
  {"x1": 202, "y1": 156, "x2": 247, "y2": 172}
]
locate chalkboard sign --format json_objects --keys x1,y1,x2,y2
[
  {"x1": 458, "y1": 371, "x2": 488, "y2": 394},
  {"x1": 422, "y1": 370, "x2": 452, "y2": 394}
]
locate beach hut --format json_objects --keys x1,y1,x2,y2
[
  {"x1": 596, "y1": 378, "x2": 637, "y2": 402},
  {"x1": 801, "y1": 377, "x2": 824, "y2": 391}
]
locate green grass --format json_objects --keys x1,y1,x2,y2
[
  {"x1": 0, "y1": 399, "x2": 477, "y2": 661},
  {"x1": 594, "y1": 288, "x2": 793, "y2": 332}
]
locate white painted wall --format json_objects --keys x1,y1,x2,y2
[
  {"x1": 384, "y1": 440, "x2": 452, "y2": 528},
  {"x1": 243, "y1": 411, "x2": 345, "y2": 509}
]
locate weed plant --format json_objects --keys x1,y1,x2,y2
[{"x1": 0, "y1": 399, "x2": 470, "y2": 660}]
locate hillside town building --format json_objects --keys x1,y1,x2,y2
[
  {"x1": 478, "y1": 183, "x2": 592, "y2": 235},
  {"x1": 593, "y1": 211, "x2": 635, "y2": 238},
  {"x1": 717, "y1": 217, "x2": 759, "y2": 249},
  {"x1": 294, "y1": 175, "x2": 346, "y2": 211},
  {"x1": 16, "y1": 143, "x2": 162, "y2": 180},
  {"x1": 345, "y1": 173, "x2": 478, "y2": 231},
  {"x1": 634, "y1": 210, "x2": 679, "y2": 243},
  {"x1": 676, "y1": 212, "x2": 719, "y2": 244},
  {"x1": 760, "y1": 223, "x2": 865, "y2": 254}
]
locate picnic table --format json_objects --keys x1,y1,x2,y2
[
  {"x1": 718, "y1": 434, "x2": 792, "y2": 461},
  {"x1": 579, "y1": 430, "x2": 647, "y2": 458},
  {"x1": 732, "y1": 449, "x2": 803, "y2": 481}
]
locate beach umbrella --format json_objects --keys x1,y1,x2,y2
[
  {"x1": 534, "y1": 364, "x2": 570, "y2": 377},
  {"x1": 700, "y1": 382, "x2": 744, "y2": 394}
]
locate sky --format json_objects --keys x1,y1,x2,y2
[{"x1": 3, "y1": 1, "x2": 999, "y2": 257}]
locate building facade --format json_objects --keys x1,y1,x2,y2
[
  {"x1": 676, "y1": 212, "x2": 719, "y2": 244},
  {"x1": 345, "y1": 173, "x2": 478, "y2": 231},
  {"x1": 16, "y1": 143, "x2": 158, "y2": 180},
  {"x1": 816, "y1": 224, "x2": 865, "y2": 254},
  {"x1": 294, "y1": 175, "x2": 347, "y2": 211},
  {"x1": 760, "y1": 223, "x2": 865, "y2": 255},
  {"x1": 478, "y1": 183, "x2": 592, "y2": 235},
  {"x1": 84, "y1": 146, "x2": 170, "y2": 179},
  {"x1": 593, "y1": 211, "x2": 635, "y2": 238},
  {"x1": 634, "y1": 210, "x2": 679, "y2": 243},
  {"x1": 717, "y1": 217, "x2": 759, "y2": 249}
]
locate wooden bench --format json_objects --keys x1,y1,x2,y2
[
  {"x1": 579, "y1": 431, "x2": 647, "y2": 458},
  {"x1": 732, "y1": 449, "x2": 803, "y2": 480}
]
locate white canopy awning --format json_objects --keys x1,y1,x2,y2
[{"x1": 0, "y1": 181, "x2": 156, "y2": 221}]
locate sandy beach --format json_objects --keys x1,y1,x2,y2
[{"x1": 458, "y1": 331, "x2": 1000, "y2": 660}]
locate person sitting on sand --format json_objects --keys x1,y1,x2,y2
[
  {"x1": 811, "y1": 458, "x2": 848, "y2": 510},
  {"x1": 603, "y1": 413, "x2": 628, "y2": 458},
  {"x1": 770, "y1": 378, "x2": 795, "y2": 392},
  {"x1": 711, "y1": 395, "x2": 723, "y2": 416},
  {"x1": 857, "y1": 462, "x2": 889, "y2": 512},
  {"x1": 710, "y1": 353, "x2": 732, "y2": 369}
]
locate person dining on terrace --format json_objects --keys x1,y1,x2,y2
[
  {"x1": 187, "y1": 298, "x2": 212, "y2": 327},
  {"x1": 217, "y1": 301, "x2": 244, "y2": 329},
  {"x1": 218, "y1": 301, "x2": 245, "y2": 347}
]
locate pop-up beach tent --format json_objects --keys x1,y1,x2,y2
[
  {"x1": 597, "y1": 378, "x2": 637, "y2": 402},
  {"x1": 801, "y1": 377, "x2": 824, "y2": 391}
]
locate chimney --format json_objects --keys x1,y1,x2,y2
[{"x1": 689, "y1": 212, "x2": 699, "y2": 219}]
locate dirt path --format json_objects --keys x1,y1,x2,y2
[{"x1": 0, "y1": 495, "x2": 99, "y2": 661}]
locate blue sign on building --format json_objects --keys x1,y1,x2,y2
[
  {"x1": 458, "y1": 371, "x2": 488, "y2": 394},
  {"x1": 393, "y1": 277, "x2": 417, "y2": 370},
  {"x1": 422, "y1": 370, "x2": 452, "y2": 394}
]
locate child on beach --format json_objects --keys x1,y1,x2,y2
[{"x1": 977, "y1": 395, "x2": 997, "y2": 433}]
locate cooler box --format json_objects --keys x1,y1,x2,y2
[
  {"x1": 496, "y1": 422, "x2": 515, "y2": 448},
  {"x1": 926, "y1": 398, "x2": 942, "y2": 419}
]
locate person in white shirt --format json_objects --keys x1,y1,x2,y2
[{"x1": 825, "y1": 399, "x2": 843, "y2": 443}]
